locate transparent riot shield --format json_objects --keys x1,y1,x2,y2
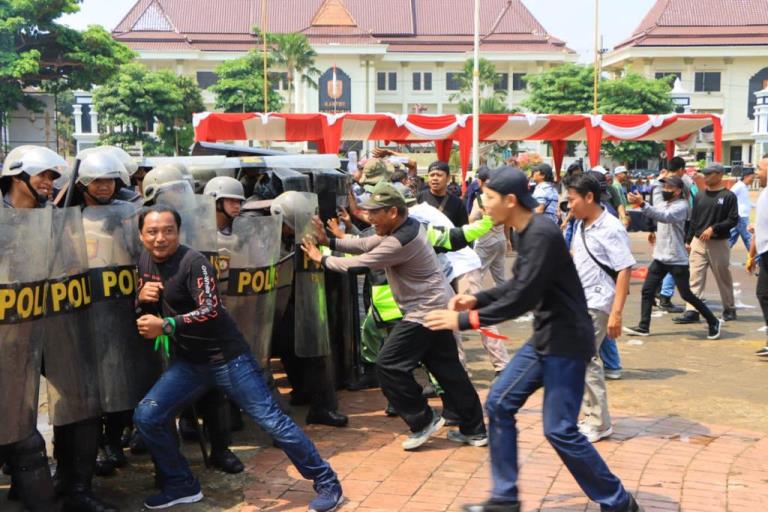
[
  {"x1": 44, "y1": 207, "x2": 102, "y2": 426},
  {"x1": 224, "y1": 214, "x2": 282, "y2": 366},
  {"x1": 0, "y1": 208, "x2": 51, "y2": 445},
  {"x1": 82, "y1": 203, "x2": 162, "y2": 413},
  {"x1": 156, "y1": 182, "x2": 218, "y2": 257},
  {"x1": 292, "y1": 192, "x2": 331, "y2": 357}
]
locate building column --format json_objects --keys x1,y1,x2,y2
[
  {"x1": 436, "y1": 62, "x2": 444, "y2": 114},
  {"x1": 73, "y1": 104, "x2": 83, "y2": 134},
  {"x1": 643, "y1": 58, "x2": 654, "y2": 79},
  {"x1": 89, "y1": 107, "x2": 98, "y2": 135}
]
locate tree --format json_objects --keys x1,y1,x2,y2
[
  {"x1": 0, "y1": 1, "x2": 134, "y2": 115},
  {"x1": 93, "y1": 63, "x2": 204, "y2": 155},
  {"x1": 210, "y1": 50, "x2": 284, "y2": 113},
  {"x1": 523, "y1": 64, "x2": 675, "y2": 164},
  {"x1": 452, "y1": 58, "x2": 513, "y2": 114},
  {"x1": 265, "y1": 32, "x2": 320, "y2": 112},
  {"x1": 55, "y1": 90, "x2": 75, "y2": 157}
]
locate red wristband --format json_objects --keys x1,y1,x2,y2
[{"x1": 469, "y1": 310, "x2": 480, "y2": 330}]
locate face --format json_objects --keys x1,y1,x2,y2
[
  {"x1": 139, "y1": 212, "x2": 181, "y2": 262},
  {"x1": 566, "y1": 188, "x2": 596, "y2": 220},
  {"x1": 662, "y1": 183, "x2": 681, "y2": 199},
  {"x1": 615, "y1": 173, "x2": 626, "y2": 183},
  {"x1": 704, "y1": 171, "x2": 722, "y2": 187},
  {"x1": 481, "y1": 186, "x2": 515, "y2": 226},
  {"x1": 743, "y1": 173, "x2": 755, "y2": 186},
  {"x1": 221, "y1": 198, "x2": 242, "y2": 218},
  {"x1": 366, "y1": 206, "x2": 400, "y2": 236},
  {"x1": 532, "y1": 171, "x2": 543, "y2": 184},
  {"x1": 133, "y1": 169, "x2": 147, "y2": 192},
  {"x1": 757, "y1": 159, "x2": 768, "y2": 187},
  {"x1": 23, "y1": 170, "x2": 57, "y2": 199},
  {"x1": 428, "y1": 169, "x2": 449, "y2": 195},
  {"x1": 86, "y1": 178, "x2": 116, "y2": 202}
]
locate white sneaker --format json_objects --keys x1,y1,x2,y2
[
  {"x1": 578, "y1": 424, "x2": 613, "y2": 443},
  {"x1": 604, "y1": 369, "x2": 623, "y2": 380},
  {"x1": 446, "y1": 430, "x2": 488, "y2": 447},
  {"x1": 401, "y1": 411, "x2": 445, "y2": 450}
]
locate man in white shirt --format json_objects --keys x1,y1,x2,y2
[
  {"x1": 748, "y1": 158, "x2": 768, "y2": 357},
  {"x1": 566, "y1": 174, "x2": 635, "y2": 442},
  {"x1": 729, "y1": 168, "x2": 755, "y2": 251}
]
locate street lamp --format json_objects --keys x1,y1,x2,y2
[{"x1": 669, "y1": 78, "x2": 691, "y2": 114}]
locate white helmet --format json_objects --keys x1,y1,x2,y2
[
  {"x1": 2, "y1": 146, "x2": 68, "y2": 180},
  {"x1": 77, "y1": 151, "x2": 131, "y2": 187},
  {"x1": 203, "y1": 176, "x2": 245, "y2": 201},
  {"x1": 270, "y1": 191, "x2": 313, "y2": 231},
  {"x1": 78, "y1": 146, "x2": 139, "y2": 176},
  {"x1": 142, "y1": 164, "x2": 188, "y2": 204}
]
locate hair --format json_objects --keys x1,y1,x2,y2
[
  {"x1": 565, "y1": 162, "x2": 583, "y2": 176},
  {"x1": 534, "y1": 166, "x2": 554, "y2": 182},
  {"x1": 427, "y1": 160, "x2": 450, "y2": 175},
  {"x1": 395, "y1": 204, "x2": 408, "y2": 217},
  {"x1": 139, "y1": 205, "x2": 182, "y2": 232},
  {"x1": 566, "y1": 173, "x2": 602, "y2": 202},
  {"x1": 669, "y1": 156, "x2": 686, "y2": 172},
  {"x1": 390, "y1": 170, "x2": 408, "y2": 184}
]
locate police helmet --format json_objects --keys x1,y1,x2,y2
[
  {"x1": 78, "y1": 146, "x2": 139, "y2": 176},
  {"x1": 77, "y1": 152, "x2": 131, "y2": 187},
  {"x1": 270, "y1": 190, "x2": 315, "y2": 231},
  {"x1": 2, "y1": 146, "x2": 68, "y2": 180},
  {"x1": 203, "y1": 176, "x2": 246, "y2": 202},
  {"x1": 142, "y1": 164, "x2": 187, "y2": 204}
]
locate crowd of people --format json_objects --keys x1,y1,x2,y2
[{"x1": 2, "y1": 140, "x2": 767, "y2": 512}]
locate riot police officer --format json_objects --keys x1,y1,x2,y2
[
  {"x1": 0, "y1": 146, "x2": 62, "y2": 511},
  {"x1": 76, "y1": 146, "x2": 141, "y2": 204}
]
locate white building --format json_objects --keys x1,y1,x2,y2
[
  {"x1": 603, "y1": 0, "x2": 768, "y2": 166},
  {"x1": 111, "y1": 0, "x2": 577, "y2": 116}
]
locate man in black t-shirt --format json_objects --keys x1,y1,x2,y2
[
  {"x1": 418, "y1": 160, "x2": 468, "y2": 227},
  {"x1": 132, "y1": 206, "x2": 342, "y2": 512},
  {"x1": 424, "y1": 167, "x2": 640, "y2": 512}
]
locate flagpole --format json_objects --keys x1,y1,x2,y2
[
  {"x1": 593, "y1": 0, "x2": 599, "y2": 115},
  {"x1": 472, "y1": 0, "x2": 480, "y2": 180},
  {"x1": 262, "y1": 0, "x2": 268, "y2": 114}
]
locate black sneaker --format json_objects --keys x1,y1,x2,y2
[
  {"x1": 722, "y1": 308, "x2": 737, "y2": 321},
  {"x1": 707, "y1": 320, "x2": 723, "y2": 340},
  {"x1": 755, "y1": 346, "x2": 768, "y2": 357},
  {"x1": 623, "y1": 325, "x2": 649, "y2": 336},
  {"x1": 462, "y1": 500, "x2": 521, "y2": 512},
  {"x1": 672, "y1": 311, "x2": 700, "y2": 324},
  {"x1": 620, "y1": 494, "x2": 644, "y2": 512},
  {"x1": 657, "y1": 296, "x2": 684, "y2": 313}
]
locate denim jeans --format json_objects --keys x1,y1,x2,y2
[
  {"x1": 598, "y1": 337, "x2": 622, "y2": 371},
  {"x1": 485, "y1": 341, "x2": 629, "y2": 510},
  {"x1": 659, "y1": 273, "x2": 676, "y2": 299},
  {"x1": 134, "y1": 353, "x2": 339, "y2": 493},
  {"x1": 729, "y1": 216, "x2": 752, "y2": 251}
]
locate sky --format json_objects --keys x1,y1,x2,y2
[{"x1": 59, "y1": 0, "x2": 657, "y2": 61}]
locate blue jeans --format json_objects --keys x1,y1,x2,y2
[
  {"x1": 134, "y1": 353, "x2": 339, "y2": 493},
  {"x1": 660, "y1": 273, "x2": 676, "y2": 299},
  {"x1": 729, "y1": 216, "x2": 752, "y2": 251},
  {"x1": 599, "y1": 337, "x2": 622, "y2": 371},
  {"x1": 485, "y1": 341, "x2": 629, "y2": 510}
]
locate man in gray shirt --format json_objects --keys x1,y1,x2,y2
[{"x1": 624, "y1": 175, "x2": 722, "y2": 339}]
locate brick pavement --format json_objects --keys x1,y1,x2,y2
[{"x1": 238, "y1": 387, "x2": 768, "y2": 512}]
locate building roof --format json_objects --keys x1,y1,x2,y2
[
  {"x1": 112, "y1": 0, "x2": 575, "y2": 55},
  {"x1": 615, "y1": 0, "x2": 768, "y2": 49}
]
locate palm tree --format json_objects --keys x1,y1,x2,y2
[{"x1": 263, "y1": 32, "x2": 320, "y2": 112}]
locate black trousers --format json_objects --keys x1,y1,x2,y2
[
  {"x1": 756, "y1": 253, "x2": 768, "y2": 327},
  {"x1": 640, "y1": 260, "x2": 718, "y2": 330},
  {"x1": 376, "y1": 321, "x2": 485, "y2": 436}
]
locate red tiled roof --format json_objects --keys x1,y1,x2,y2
[
  {"x1": 616, "y1": 0, "x2": 768, "y2": 49},
  {"x1": 113, "y1": 0, "x2": 574, "y2": 54}
]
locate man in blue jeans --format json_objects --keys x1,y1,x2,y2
[
  {"x1": 133, "y1": 205, "x2": 342, "y2": 511},
  {"x1": 425, "y1": 166, "x2": 641, "y2": 512}
]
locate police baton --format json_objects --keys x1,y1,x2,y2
[{"x1": 60, "y1": 157, "x2": 81, "y2": 207}]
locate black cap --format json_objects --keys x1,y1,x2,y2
[
  {"x1": 659, "y1": 175, "x2": 684, "y2": 189},
  {"x1": 532, "y1": 163, "x2": 553, "y2": 181},
  {"x1": 476, "y1": 165, "x2": 491, "y2": 181},
  {"x1": 741, "y1": 167, "x2": 755, "y2": 177},
  {"x1": 702, "y1": 163, "x2": 725, "y2": 175},
  {"x1": 485, "y1": 166, "x2": 539, "y2": 210}
]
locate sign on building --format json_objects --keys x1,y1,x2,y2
[{"x1": 318, "y1": 66, "x2": 351, "y2": 113}]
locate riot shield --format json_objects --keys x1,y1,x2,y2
[
  {"x1": 44, "y1": 207, "x2": 102, "y2": 427},
  {"x1": 224, "y1": 215, "x2": 282, "y2": 366},
  {"x1": 0, "y1": 208, "x2": 51, "y2": 445},
  {"x1": 312, "y1": 170, "x2": 349, "y2": 222},
  {"x1": 292, "y1": 192, "x2": 331, "y2": 357},
  {"x1": 82, "y1": 203, "x2": 162, "y2": 413},
  {"x1": 156, "y1": 182, "x2": 218, "y2": 257}
]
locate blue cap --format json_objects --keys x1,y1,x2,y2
[{"x1": 485, "y1": 166, "x2": 539, "y2": 210}]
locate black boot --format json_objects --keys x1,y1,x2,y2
[
  {"x1": 210, "y1": 448, "x2": 244, "y2": 474},
  {"x1": 306, "y1": 409, "x2": 349, "y2": 427},
  {"x1": 178, "y1": 411, "x2": 200, "y2": 442},
  {"x1": 128, "y1": 429, "x2": 147, "y2": 455},
  {"x1": 94, "y1": 447, "x2": 115, "y2": 477},
  {"x1": 202, "y1": 391, "x2": 243, "y2": 474},
  {"x1": 53, "y1": 424, "x2": 73, "y2": 497},
  {"x1": 672, "y1": 311, "x2": 700, "y2": 324},
  {"x1": 62, "y1": 419, "x2": 118, "y2": 512},
  {"x1": 346, "y1": 363, "x2": 379, "y2": 391},
  {"x1": 229, "y1": 401, "x2": 245, "y2": 432},
  {"x1": 657, "y1": 295, "x2": 684, "y2": 313},
  {"x1": 103, "y1": 412, "x2": 129, "y2": 468},
  {"x1": 8, "y1": 431, "x2": 58, "y2": 511}
]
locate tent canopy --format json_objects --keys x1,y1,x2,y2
[{"x1": 193, "y1": 112, "x2": 722, "y2": 176}]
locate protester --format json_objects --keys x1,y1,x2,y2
[
  {"x1": 418, "y1": 161, "x2": 469, "y2": 227},
  {"x1": 748, "y1": 157, "x2": 768, "y2": 357},
  {"x1": 674, "y1": 164, "x2": 739, "y2": 324},
  {"x1": 567, "y1": 174, "x2": 635, "y2": 443},
  {"x1": 531, "y1": 163, "x2": 560, "y2": 224},
  {"x1": 624, "y1": 176, "x2": 722, "y2": 339},
  {"x1": 469, "y1": 166, "x2": 508, "y2": 286},
  {"x1": 728, "y1": 167, "x2": 755, "y2": 251},
  {"x1": 423, "y1": 166, "x2": 640, "y2": 512}
]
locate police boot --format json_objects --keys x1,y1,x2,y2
[
  {"x1": 53, "y1": 424, "x2": 73, "y2": 497},
  {"x1": 346, "y1": 363, "x2": 379, "y2": 391},
  {"x1": 103, "y1": 413, "x2": 129, "y2": 468},
  {"x1": 229, "y1": 401, "x2": 245, "y2": 432},
  {"x1": 62, "y1": 419, "x2": 118, "y2": 512},
  {"x1": 128, "y1": 429, "x2": 147, "y2": 455},
  {"x1": 178, "y1": 409, "x2": 200, "y2": 442},
  {"x1": 94, "y1": 444, "x2": 116, "y2": 477},
  {"x1": 306, "y1": 408, "x2": 349, "y2": 428},
  {"x1": 204, "y1": 394, "x2": 244, "y2": 475},
  {"x1": 8, "y1": 431, "x2": 58, "y2": 511}
]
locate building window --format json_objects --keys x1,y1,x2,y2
[
  {"x1": 512, "y1": 73, "x2": 527, "y2": 91},
  {"x1": 655, "y1": 72, "x2": 681, "y2": 85},
  {"x1": 446, "y1": 72, "x2": 462, "y2": 91},
  {"x1": 377, "y1": 72, "x2": 397, "y2": 91},
  {"x1": 412, "y1": 72, "x2": 433, "y2": 91},
  {"x1": 268, "y1": 72, "x2": 288, "y2": 91},
  {"x1": 495, "y1": 73, "x2": 509, "y2": 92},
  {"x1": 196, "y1": 71, "x2": 218, "y2": 90},
  {"x1": 694, "y1": 72, "x2": 721, "y2": 92}
]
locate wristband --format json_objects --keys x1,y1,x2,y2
[{"x1": 469, "y1": 310, "x2": 480, "y2": 330}]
